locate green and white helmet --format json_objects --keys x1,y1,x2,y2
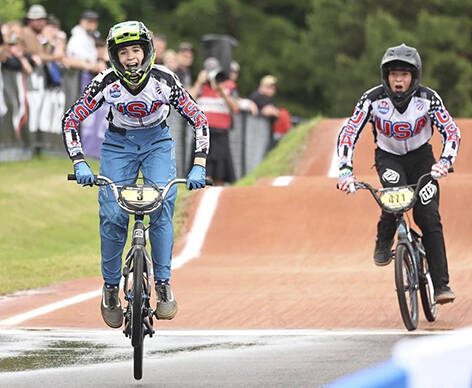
[{"x1": 107, "y1": 21, "x2": 155, "y2": 86}]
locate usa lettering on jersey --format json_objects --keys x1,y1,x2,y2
[{"x1": 337, "y1": 85, "x2": 460, "y2": 169}]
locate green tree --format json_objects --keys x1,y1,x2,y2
[{"x1": 0, "y1": 0, "x2": 25, "y2": 22}]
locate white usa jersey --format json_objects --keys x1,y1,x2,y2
[
  {"x1": 337, "y1": 85, "x2": 460, "y2": 169},
  {"x1": 62, "y1": 65, "x2": 209, "y2": 161}
]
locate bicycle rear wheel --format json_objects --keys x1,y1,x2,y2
[
  {"x1": 132, "y1": 248, "x2": 144, "y2": 380},
  {"x1": 419, "y1": 253, "x2": 438, "y2": 322},
  {"x1": 394, "y1": 244, "x2": 419, "y2": 331}
]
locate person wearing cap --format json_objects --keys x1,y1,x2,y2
[
  {"x1": 336, "y1": 43, "x2": 460, "y2": 304},
  {"x1": 64, "y1": 9, "x2": 106, "y2": 74},
  {"x1": 22, "y1": 4, "x2": 63, "y2": 65}
]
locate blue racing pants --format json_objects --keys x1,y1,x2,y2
[{"x1": 98, "y1": 124, "x2": 177, "y2": 285}]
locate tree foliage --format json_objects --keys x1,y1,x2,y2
[{"x1": 5, "y1": 0, "x2": 472, "y2": 117}]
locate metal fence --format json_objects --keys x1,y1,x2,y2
[{"x1": 0, "y1": 66, "x2": 274, "y2": 179}]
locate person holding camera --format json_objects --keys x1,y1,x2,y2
[{"x1": 193, "y1": 57, "x2": 239, "y2": 185}]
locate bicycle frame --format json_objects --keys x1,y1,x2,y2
[
  {"x1": 354, "y1": 172, "x2": 441, "y2": 330},
  {"x1": 68, "y1": 173, "x2": 190, "y2": 379}
]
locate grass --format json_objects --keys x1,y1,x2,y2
[
  {"x1": 0, "y1": 117, "x2": 320, "y2": 295},
  {"x1": 0, "y1": 156, "x2": 192, "y2": 295}
]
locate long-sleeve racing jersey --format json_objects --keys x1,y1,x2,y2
[
  {"x1": 337, "y1": 85, "x2": 461, "y2": 169},
  {"x1": 62, "y1": 65, "x2": 209, "y2": 162}
]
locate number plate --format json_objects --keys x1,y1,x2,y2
[
  {"x1": 379, "y1": 187, "x2": 414, "y2": 210},
  {"x1": 121, "y1": 187, "x2": 159, "y2": 203}
]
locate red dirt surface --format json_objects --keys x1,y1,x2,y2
[{"x1": 1, "y1": 119, "x2": 471, "y2": 330}]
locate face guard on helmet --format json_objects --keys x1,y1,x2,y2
[
  {"x1": 380, "y1": 43, "x2": 422, "y2": 111},
  {"x1": 107, "y1": 21, "x2": 156, "y2": 87}
]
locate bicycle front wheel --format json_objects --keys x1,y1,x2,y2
[
  {"x1": 394, "y1": 244, "x2": 419, "y2": 331},
  {"x1": 419, "y1": 254, "x2": 438, "y2": 322},
  {"x1": 132, "y1": 248, "x2": 144, "y2": 380}
]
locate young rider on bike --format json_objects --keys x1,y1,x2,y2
[
  {"x1": 62, "y1": 21, "x2": 209, "y2": 328},
  {"x1": 336, "y1": 43, "x2": 460, "y2": 304}
]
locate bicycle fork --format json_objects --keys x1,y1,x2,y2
[{"x1": 123, "y1": 220, "x2": 155, "y2": 338}]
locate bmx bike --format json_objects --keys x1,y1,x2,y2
[
  {"x1": 68, "y1": 173, "x2": 209, "y2": 379},
  {"x1": 354, "y1": 170, "x2": 451, "y2": 331}
]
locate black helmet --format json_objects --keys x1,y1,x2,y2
[
  {"x1": 380, "y1": 43, "x2": 422, "y2": 111},
  {"x1": 107, "y1": 21, "x2": 155, "y2": 86}
]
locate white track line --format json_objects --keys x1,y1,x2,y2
[
  {"x1": 0, "y1": 289, "x2": 101, "y2": 326},
  {"x1": 172, "y1": 186, "x2": 222, "y2": 269},
  {"x1": 0, "y1": 187, "x2": 222, "y2": 327},
  {"x1": 272, "y1": 176, "x2": 293, "y2": 186}
]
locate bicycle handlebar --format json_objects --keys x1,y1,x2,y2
[
  {"x1": 68, "y1": 174, "x2": 213, "y2": 215},
  {"x1": 355, "y1": 167, "x2": 454, "y2": 214}
]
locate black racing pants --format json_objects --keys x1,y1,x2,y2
[{"x1": 374, "y1": 143, "x2": 449, "y2": 288}]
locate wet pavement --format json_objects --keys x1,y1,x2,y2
[{"x1": 0, "y1": 328, "x2": 439, "y2": 387}]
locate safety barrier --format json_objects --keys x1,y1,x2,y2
[
  {"x1": 326, "y1": 326, "x2": 472, "y2": 388},
  {"x1": 0, "y1": 66, "x2": 274, "y2": 179}
]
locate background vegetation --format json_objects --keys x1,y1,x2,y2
[{"x1": 2, "y1": 0, "x2": 472, "y2": 118}]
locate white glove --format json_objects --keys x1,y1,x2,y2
[
  {"x1": 337, "y1": 167, "x2": 356, "y2": 193},
  {"x1": 431, "y1": 160, "x2": 450, "y2": 180}
]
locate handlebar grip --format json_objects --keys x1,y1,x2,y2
[
  {"x1": 205, "y1": 177, "x2": 214, "y2": 186},
  {"x1": 68, "y1": 174, "x2": 76, "y2": 181}
]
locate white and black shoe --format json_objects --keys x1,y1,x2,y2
[
  {"x1": 101, "y1": 284, "x2": 123, "y2": 328},
  {"x1": 155, "y1": 284, "x2": 178, "y2": 320}
]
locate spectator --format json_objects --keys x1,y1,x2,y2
[
  {"x1": 195, "y1": 57, "x2": 239, "y2": 185},
  {"x1": 153, "y1": 33, "x2": 167, "y2": 64},
  {"x1": 22, "y1": 4, "x2": 62, "y2": 65},
  {"x1": 95, "y1": 38, "x2": 110, "y2": 68},
  {"x1": 64, "y1": 10, "x2": 106, "y2": 76},
  {"x1": 42, "y1": 14, "x2": 67, "y2": 87},
  {"x1": 175, "y1": 42, "x2": 194, "y2": 89},
  {"x1": 229, "y1": 60, "x2": 258, "y2": 116},
  {"x1": 1, "y1": 22, "x2": 34, "y2": 74},
  {"x1": 249, "y1": 75, "x2": 292, "y2": 147},
  {"x1": 162, "y1": 49, "x2": 178, "y2": 72},
  {"x1": 249, "y1": 75, "x2": 280, "y2": 118}
]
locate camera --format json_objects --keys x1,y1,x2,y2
[
  {"x1": 201, "y1": 34, "x2": 238, "y2": 83},
  {"x1": 204, "y1": 57, "x2": 227, "y2": 83}
]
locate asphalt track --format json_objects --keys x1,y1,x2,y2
[{"x1": 0, "y1": 118, "x2": 470, "y2": 386}]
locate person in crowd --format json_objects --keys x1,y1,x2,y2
[
  {"x1": 163, "y1": 49, "x2": 178, "y2": 72},
  {"x1": 62, "y1": 21, "x2": 209, "y2": 328},
  {"x1": 194, "y1": 57, "x2": 239, "y2": 185},
  {"x1": 22, "y1": 4, "x2": 63, "y2": 65},
  {"x1": 1, "y1": 22, "x2": 34, "y2": 75},
  {"x1": 174, "y1": 42, "x2": 194, "y2": 89},
  {"x1": 95, "y1": 38, "x2": 110, "y2": 68},
  {"x1": 42, "y1": 14, "x2": 67, "y2": 87},
  {"x1": 249, "y1": 74, "x2": 291, "y2": 148},
  {"x1": 249, "y1": 75, "x2": 280, "y2": 119},
  {"x1": 64, "y1": 10, "x2": 106, "y2": 75},
  {"x1": 336, "y1": 43, "x2": 460, "y2": 304},
  {"x1": 152, "y1": 33, "x2": 167, "y2": 65},
  {"x1": 229, "y1": 60, "x2": 258, "y2": 116}
]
